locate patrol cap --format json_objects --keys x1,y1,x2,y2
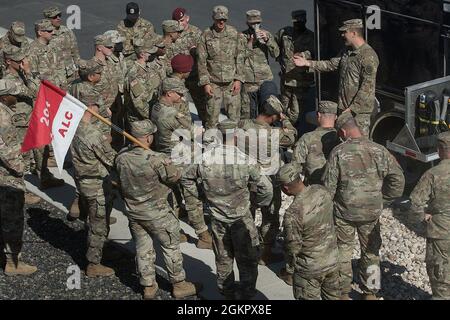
[
  {"x1": 103, "y1": 30, "x2": 125, "y2": 44},
  {"x1": 171, "y1": 54, "x2": 194, "y2": 73},
  {"x1": 212, "y1": 5, "x2": 229, "y2": 20},
  {"x1": 335, "y1": 111, "x2": 355, "y2": 130},
  {"x1": 318, "y1": 101, "x2": 338, "y2": 114},
  {"x1": 133, "y1": 38, "x2": 157, "y2": 54},
  {"x1": 9, "y1": 21, "x2": 26, "y2": 43},
  {"x1": 217, "y1": 119, "x2": 237, "y2": 134},
  {"x1": 172, "y1": 7, "x2": 187, "y2": 21},
  {"x1": 246, "y1": 10, "x2": 262, "y2": 24},
  {"x1": 43, "y1": 6, "x2": 62, "y2": 18},
  {"x1": 3, "y1": 45, "x2": 26, "y2": 61},
  {"x1": 162, "y1": 20, "x2": 184, "y2": 33},
  {"x1": 35, "y1": 19, "x2": 54, "y2": 32},
  {"x1": 126, "y1": 2, "x2": 140, "y2": 20},
  {"x1": 339, "y1": 19, "x2": 364, "y2": 31},
  {"x1": 94, "y1": 34, "x2": 114, "y2": 47},
  {"x1": 130, "y1": 119, "x2": 157, "y2": 138},
  {"x1": 162, "y1": 77, "x2": 188, "y2": 95},
  {"x1": 154, "y1": 36, "x2": 166, "y2": 48},
  {"x1": 78, "y1": 59, "x2": 103, "y2": 77},
  {"x1": 0, "y1": 79, "x2": 21, "y2": 96},
  {"x1": 437, "y1": 131, "x2": 450, "y2": 149},
  {"x1": 291, "y1": 10, "x2": 307, "y2": 22},
  {"x1": 262, "y1": 95, "x2": 284, "y2": 116},
  {"x1": 276, "y1": 163, "x2": 301, "y2": 185}
]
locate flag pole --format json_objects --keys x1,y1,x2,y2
[{"x1": 85, "y1": 108, "x2": 150, "y2": 150}]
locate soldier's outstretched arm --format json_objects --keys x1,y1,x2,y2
[{"x1": 308, "y1": 56, "x2": 342, "y2": 73}]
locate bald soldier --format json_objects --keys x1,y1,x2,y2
[
  {"x1": 322, "y1": 112, "x2": 404, "y2": 300},
  {"x1": 410, "y1": 132, "x2": 450, "y2": 300},
  {"x1": 0, "y1": 21, "x2": 31, "y2": 78},
  {"x1": 277, "y1": 163, "x2": 340, "y2": 300},
  {"x1": 294, "y1": 19, "x2": 379, "y2": 137}
]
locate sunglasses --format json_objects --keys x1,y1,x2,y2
[
  {"x1": 43, "y1": 30, "x2": 54, "y2": 33},
  {"x1": 51, "y1": 14, "x2": 62, "y2": 19}
]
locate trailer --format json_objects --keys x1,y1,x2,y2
[{"x1": 314, "y1": 0, "x2": 450, "y2": 188}]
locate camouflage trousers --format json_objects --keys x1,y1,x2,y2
[
  {"x1": 180, "y1": 184, "x2": 209, "y2": 235},
  {"x1": 280, "y1": 85, "x2": 310, "y2": 127},
  {"x1": 0, "y1": 186, "x2": 24, "y2": 259},
  {"x1": 186, "y1": 78, "x2": 208, "y2": 126},
  {"x1": 128, "y1": 211, "x2": 186, "y2": 287},
  {"x1": 240, "y1": 83, "x2": 260, "y2": 120},
  {"x1": 335, "y1": 216, "x2": 381, "y2": 295},
  {"x1": 211, "y1": 212, "x2": 260, "y2": 298},
  {"x1": 77, "y1": 178, "x2": 113, "y2": 264},
  {"x1": 293, "y1": 267, "x2": 341, "y2": 300},
  {"x1": 17, "y1": 127, "x2": 32, "y2": 173},
  {"x1": 426, "y1": 238, "x2": 450, "y2": 300},
  {"x1": 33, "y1": 145, "x2": 56, "y2": 181},
  {"x1": 205, "y1": 82, "x2": 241, "y2": 129}
]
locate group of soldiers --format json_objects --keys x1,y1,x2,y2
[{"x1": 0, "y1": 2, "x2": 449, "y2": 301}]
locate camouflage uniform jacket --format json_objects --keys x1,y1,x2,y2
[
  {"x1": 150, "y1": 100, "x2": 192, "y2": 155},
  {"x1": 28, "y1": 39, "x2": 65, "y2": 88},
  {"x1": 93, "y1": 57, "x2": 120, "y2": 109},
  {"x1": 170, "y1": 24, "x2": 202, "y2": 81},
  {"x1": 116, "y1": 18, "x2": 158, "y2": 56},
  {"x1": 292, "y1": 127, "x2": 339, "y2": 185},
  {"x1": 0, "y1": 102, "x2": 25, "y2": 191},
  {"x1": 70, "y1": 121, "x2": 116, "y2": 195},
  {"x1": 284, "y1": 185, "x2": 338, "y2": 276},
  {"x1": 322, "y1": 137, "x2": 405, "y2": 222},
  {"x1": 241, "y1": 28, "x2": 279, "y2": 84},
  {"x1": 70, "y1": 80, "x2": 108, "y2": 118},
  {"x1": 106, "y1": 53, "x2": 127, "y2": 94},
  {"x1": 49, "y1": 25, "x2": 80, "y2": 80},
  {"x1": 410, "y1": 159, "x2": 450, "y2": 240},
  {"x1": 181, "y1": 143, "x2": 262, "y2": 223},
  {"x1": 124, "y1": 61, "x2": 162, "y2": 122},
  {"x1": 309, "y1": 43, "x2": 379, "y2": 114},
  {"x1": 0, "y1": 35, "x2": 31, "y2": 77},
  {"x1": 197, "y1": 25, "x2": 245, "y2": 86},
  {"x1": 115, "y1": 145, "x2": 181, "y2": 221},
  {"x1": 275, "y1": 27, "x2": 315, "y2": 88}
]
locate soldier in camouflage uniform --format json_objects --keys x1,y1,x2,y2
[
  {"x1": 43, "y1": 6, "x2": 81, "y2": 88},
  {"x1": 197, "y1": 5, "x2": 245, "y2": 129},
  {"x1": 116, "y1": 2, "x2": 158, "y2": 62},
  {"x1": 322, "y1": 112, "x2": 405, "y2": 299},
  {"x1": 170, "y1": 54, "x2": 195, "y2": 117},
  {"x1": 410, "y1": 132, "x2": 450, "y2": 300},
  {"x1": 237, "y1": 96, "x2": 297, "y2": 266},
  {"x1": 0, "y1": 79, "x2": 38, "y2": 276},
  {"x1": 181, "y1": 120, "x2": 262, "y2": 299},
  {"x1": 240, "y1": 10, "x2": 280, "y2": 119},
  {"x1": 71, "y1": 102, "x2": 117, "y2": 277},
  {"x1": 276, "y1": 10, "x2": 315, "y2": 128},
  {"x1": 161, "y1": 20, "x2": 184, "y2": 60},
  {"x1": 294, "y1": 19, "x2": 380, "y2": 137},
  {"x1": 277, "y1": 163, "x2": 340, "y2": 300},
  {"x1": 115, "y1": 119, "x2": 202, "y2": 300},
  {"x1": 0, "y1": 21, "x2": 31, "y2": 78},
  {"x1": 171, "y1": 7, "x2": 207, "y2": 126}
]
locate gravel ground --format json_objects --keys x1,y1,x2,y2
[{"x1": 0, "y1": 200, "x2": 199, "y2": 300}]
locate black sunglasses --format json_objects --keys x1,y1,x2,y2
[{"x1": 51, "y1": 14, "x2": 62, "y2": 19}]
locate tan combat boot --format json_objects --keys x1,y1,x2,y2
[
  {"x1": 67, "y1": 196, "x2": 80, "y2": 221},
  {"x1": 258, "y1": 244, "x2": 284, "y2": 266},
  {"x1": 4, "y1": 258, "x2": 38, "y2": 276},
  {"x1": 196, "y1": 230, "x2": 212, "y2": 250},
  {"x1": 277, "y1": 268, "x2": 293, "y2": 286},
  {"x1": 143, "y1": 283, "x2": 159, "y2": 300},
  {"x1": 25, "y1": 192, "x2": 41, "y2": 205},
  {"x1": 85, "y1": 263, "x2": 115, "y2": 277},
  {"x1": 172, "y1": 281, "x2": 202, "y2": 299},
  {"x1": 363, "y1": 294, "x2": 378, "y2": 300}
]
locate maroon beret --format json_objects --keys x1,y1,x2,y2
[
  {"x1": 171, "y1": 54, "x2": 194, "y2": 73},
  {"x1": 172, "y1": 7, "x2": 186, "y2": 21}
]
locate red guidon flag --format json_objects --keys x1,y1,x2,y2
[{"x1": 21, "y1": 80, "x2": 87, "y2": 173}]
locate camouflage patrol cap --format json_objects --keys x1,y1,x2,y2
[
  {"x1": 94, "y1": 34, "x2": 114, "y2": 47},
  {"x1": 10, "y1": 21, "x2": 26, "y2": 43},
  {"x1": 78, "y1": 59, "x2": 103, "y2": 77},
  {"x1": 217, "y1": 119, "x2": 237, "y2": 134},
  {"x1": 0, "y1": 79, "x2": 21, "y2": 96},
  {"x1": 339, "y1": 19, "x2": 364, "y2": 31},
  {"x1": 130, "y1": 119, "x2": 157, "y2": 138},
  {"x1": 43, "y1": 6, "x2": 62, "y2": 18},
  {"x1": 162, "y1": 20, "x2": 184, "y2": 33},
  {"x1": 154, "y1": 36, "x2": 166, "y2": 48},
  {"x1": 276, "y1": 163, "x2": 301, "y2": 185},
  {"x1": 103, "y1": 30, "x2": 125, "y2": 44},
  {"x1": 246, "y1": 10, "x2": 262, "y2": 23},
  {"x1": 35, "y1": 19, "x2": 54, "y2": 32},
  {"x1": 3, "y1": 45, "x2": 26, "y2": 61},
  {"x1": 263, "y1": 95, "x2": 284, "y2": 116},
  {"x1": 162, "y1": 77, "x2": 188, "y2": 95},
  {"x1": 212, "y1": 5, "x2": 229, "y2": 20},
  {"x1": 133, "y1": 38, "x2": 157, "y2": 54},
  {"x1": 318, "y1": 101, "x2": 338, "y2": 114},
  {"x1": 437, "y1": 131, "x2": 450, "y2": 149},
  {"x1": 335, "y1": 111, "x2": 355, "y2": 130}
]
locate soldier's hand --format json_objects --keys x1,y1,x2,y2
[
  {"x1": 257, "y1": 30, "x2": 269, "y2": 42},
  {"x1": 232, "y1": 80, "x2": 241, "y2": 96},
  {"x1": 19, "y1": 58, "x2": 31, "y2": 75},
  {"x1": 293, "y1": 55, "x2": 309, "y2": 67},
  {"x1": 204, "y1": 84, "x2": 213, "y2": 97},
  {"x1": 280, "y1": 112, "x2": 286, "y2": 121}
]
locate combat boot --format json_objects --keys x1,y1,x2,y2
[
  {"x1": 363, "y1": 294, "x2": 378, "y2": 300},
  {"x1": 196, "y1": 230, "x2": 212, "y2": 250},
  {"x1": 258, "y1": 244, "x2": 284, "y2": 266},
  {"x1": 67, "y1": 196, "x2": 80, "y2": 221},
  {"x1": 277, "y1": 267, "x2": 293, "y2": 286},
  {"x1": 85, "y1": 263, "x2": 115, "y2": 277},
  {"x1": 40, "y1": 176, "x2": 65, "y2": 190},
  {"x1": 143, "y1": 283, "x2": 159, "y2": 300},
  {"x1": 109, "y1": 216, "x2": 117, "y2": 225},
  {"x1": 47, "y1": 157, "x2": 57, "y2": 167},
  {"x1": 172, "y1": 281, "x2": 202, "y2": 298},
  {"x1": 25, "y1": 192, "x2": 41, "y2": 205},
  {"x1": 4, "y1": 258, "x2": 37, "y2": 276}
]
